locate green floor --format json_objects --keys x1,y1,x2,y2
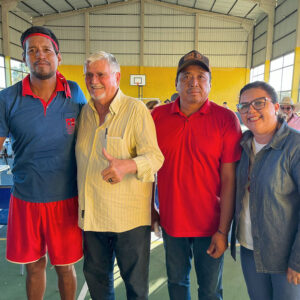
[{"x1": 0, "y1": 227, "x2": 248, "y2": 300}]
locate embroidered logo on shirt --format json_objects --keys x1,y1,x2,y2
[{"x1": 65, "y1": 118, "x2": 75, "y2": 134}]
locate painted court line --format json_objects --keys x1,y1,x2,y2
[{"x1": 77, "y1": 281, "x2": 88, "y2": 300}]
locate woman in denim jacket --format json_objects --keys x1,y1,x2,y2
[{"x1": 233, "y1": 81, "x2": 300, "y2": 300}]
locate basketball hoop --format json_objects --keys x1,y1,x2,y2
[{"x1": 130, "y1": 75, "x2": 146, "y2": 86}]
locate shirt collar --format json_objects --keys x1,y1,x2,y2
[
  {"x1": 22, "y1": 71, "x2": 71, "y2": 98},
  {"x1": 241, "y1": 120, "x2": 289, "y2": 152},
  {"x1": 88, "y1": 88, "x2": 122, "y2": 115},
  {"x1": 109, "y1": 89, "x2": 122, "y2": 115}
]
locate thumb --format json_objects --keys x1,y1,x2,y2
[
  {"x1": 207, "y1": 241, "x2": 215, "y2": 255},
  {"x1": 102, "y1": 148, "x2": 114, "y2": 162}
]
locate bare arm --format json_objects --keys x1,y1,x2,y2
[
  {"x1": 207, "y1": 162, "x2": 236, "y2": 258},
  {"x1": 0, "y1": 137, "x2": 5, "y2": 151},
  {"x1": 218, "y1": 162, "x2": 236, "y2": 234}
]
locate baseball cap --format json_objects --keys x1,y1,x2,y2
[{"x1": 176, "y1": 50, "x2": 210, "y2": 78}]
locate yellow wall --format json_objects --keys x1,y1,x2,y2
[
  {"x1": 120, "y1": 66, "x2": 177, "y2": 101},
  {"x1": 59, "y1": 64, "x2": 249, "y2": 110},
  {"x1": 210, "y1": 67, "x2": 248, "y2": 110},
  {"x1": 264, "y1": 60, "x2": 270, "y2": 83},
  {"x1": 292, "y1": 47, "x2": 300, "y2": 101},
  {"x1": 58, "y1": 65, "x2": 89, "y2": 97}
]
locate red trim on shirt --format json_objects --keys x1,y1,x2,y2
[{"x1": 22, "y1": 72, "x2": 71, "y2": 115}]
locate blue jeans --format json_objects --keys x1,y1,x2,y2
[
  {"x1": 240, "y1": 246, "x2": 300, "y2": 300},
  {"x1": 83, "y1": 226, "x2": 151, "y2": 300},
  {"x1": 162, "y1": 229, "x2": 223, "y2": 300}
]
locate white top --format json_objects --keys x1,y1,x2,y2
[{"x1": 237, "y1": 138, "x2": 266, "y2": 250}]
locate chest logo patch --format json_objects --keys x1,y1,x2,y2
[{"x1": 65, "y1": 118, "x2": 75, "y2": 134}]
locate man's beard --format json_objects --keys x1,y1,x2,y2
[
  {"x1": 31, "y1": 69, "x2": 56, "y2": 80},
  {"x1": 281, "y1": 111, "x2": 292, "y2": 121},
  {"x1": 92, "y1": 91, "x2": 106, "y2": 102}
]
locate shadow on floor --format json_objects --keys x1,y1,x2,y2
[{"x1": 0, "y1": 226, "x2": 248, "y2": 300}]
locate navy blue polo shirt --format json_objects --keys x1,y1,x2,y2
[{"x1": 0, "y1": 74, "x2": 86, "y2": 203}]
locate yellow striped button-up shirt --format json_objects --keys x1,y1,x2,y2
[{"x1": 76, "y1": 89, "x2": 164, "y2": 232}]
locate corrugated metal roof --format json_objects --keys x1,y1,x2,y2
[{"x1": 15, "y1": 0, "x2": 266, "y2": 21}]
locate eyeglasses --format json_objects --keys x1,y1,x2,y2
[
  {"x1": 280, "y1": 105, "x2": 292, "y2": 111},
  {"x1": 236, "y1": 97, "x2": 271, "y2": 114},
  {"x1": 85, "y1": 72, "x2": 115, "y2": 81}
]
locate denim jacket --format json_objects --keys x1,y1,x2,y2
[{"x1": 231, "y1": 121, "x2": 300, "y2": 273}]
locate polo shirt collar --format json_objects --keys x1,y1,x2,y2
[
  {"x1": 170, "y1": 98, "x2": 181, "y2": 114},
  {"x1": 22, "y1": 71, "x2": 71, "y2": 98},
  {"x1": 171, "y1": 97, "x2": 210, "y2": 116}
]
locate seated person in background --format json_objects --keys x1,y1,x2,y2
[
  {"x1": 222, "y1": 101, "x2": 229, "y2": 109},
  {"x1": 143, "y1": 98, "x2": 160, "y2": 112}
]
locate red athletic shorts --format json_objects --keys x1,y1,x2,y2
[{"x1": 6, "y1": 195, "x2": 83, "y2": 265}]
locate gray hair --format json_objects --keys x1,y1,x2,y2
[{"x1": 84, "y1": 51, "x2": 120, "y2": 74}]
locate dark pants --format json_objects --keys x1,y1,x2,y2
[
  {"x1": 162, "y1": 229, "x2": 223, "y2": 300},
  {"x1": 83, "y1": 226, "x2": 151, "y2": 300}
]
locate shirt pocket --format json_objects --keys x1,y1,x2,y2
[
  {"x1": 62, "y1": 112, "x2": 77, "y2": 136},
  {"x1": 105, "y1": 136, "x2": 131, "y2": 160}
]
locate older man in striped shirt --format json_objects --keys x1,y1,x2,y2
[{"x1": 76, "y1": 51, "x2": 164, "y2": 300}]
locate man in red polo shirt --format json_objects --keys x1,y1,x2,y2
[{"x1": 152, "y1": 50, "x2": 241, "y2": 300}]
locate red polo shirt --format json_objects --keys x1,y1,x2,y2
[{"x1": 152, "y1": 98, "x2": 241, "y2": 237}]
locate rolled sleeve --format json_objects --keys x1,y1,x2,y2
[{"x1": 133, "y1": 104, "x2": 164, "y2": 182}]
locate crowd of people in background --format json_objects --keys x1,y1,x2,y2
[{"x1": 0, "y1": 25, "x2": 299, "y2": 300}]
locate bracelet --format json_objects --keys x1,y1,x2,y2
[{"x1": 217, "y1": 229, "x2": 227, "y2": 236}]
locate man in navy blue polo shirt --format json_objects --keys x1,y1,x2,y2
[{"x1": 0, "y1": 26, "x2": 86, "y2": 299}]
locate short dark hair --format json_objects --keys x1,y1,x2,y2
[
  {"x1": 21, "y1": 26, "x2": 59, "y2": 54},
  {"x1": 239, "y1": 81, "x2": 278, "y2": 104}
]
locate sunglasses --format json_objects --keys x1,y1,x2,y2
[
  {"x1": 280, "y1": 106, "x2": 292, "y2": 111},
  {"x1": 236, "y1": 97, "x2": 272, "y2": 114}
]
